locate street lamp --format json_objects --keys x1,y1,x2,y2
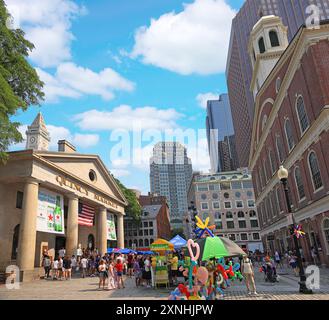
[{"x1": 278, "y1": 165, "x2": 313, "y2": 294}]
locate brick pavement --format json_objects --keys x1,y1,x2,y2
[{"x1": 0, "y1": 266, "x2": 329, "y2": 300}]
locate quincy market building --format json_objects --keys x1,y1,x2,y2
[{"x1": 0, "y1": 114, "x2": 127, "y2": 281}]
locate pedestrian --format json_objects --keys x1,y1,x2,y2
[
  {"x1": 274, "y1": 251, "x2": 283, "y2": 269},
  {"x1": 42, "y1": 255, "x2": 51, "y2": 279},
  {"x1": 63, "y1": 255, "x2": 72, "y2": 280},
  {"x1": 107, "y1": 259, "x2": 116, "y2": 290},
  {"x1": 143, "y1": 256, "x2": 152, "y2": 288},
  {"x1": 89, "y1": 256, "x2": 96, "y2": 277},
  {"x1": 127, "y1": 253, "x2": 133, "y2": 278},
  {"x1": 133, "y1": 258, "x2": 142, "y2": 287},
  {"x1": 289, "y1": 253, "x2": 299, "y2": 276},
  {"x1": 80, "y1": 256, "x2": 88, "y2": 278},
  {"x1": 52, "y1": 257, "x2": 59, "y2": 280},
  {"x1": 98, "y1": 260, "x2": 107, "y2": 290},
  {"x1": 241, "y1": 255, "x2": 257, "y2": 296},
  {"x1": 115, "y1": 258, "x2": 125, "y2": 289},
  {"x1": 58, "y1": 256, "x2": 64, "y2": 280},
  {"x1": 59, "y1": 247, "x2": 65, "y2": 259},
  {"x1": 71, "y1": 255, "x2": 77, "y2": 275}
]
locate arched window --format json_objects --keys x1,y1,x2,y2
[
  {"x1": 139, "y1": 239, "x2": 143, "y2": 247},
  {"x1": 144, "y1": 239, "x2": 149, "y2": 247},
  {"x1": 249, "y1": 210, "x2": 256, "y2": 218},
  {"x1": 268, "y1": 149, "x2": 276, "y2": 175},
  {"x1": 226, "y1": 212, "x2": 233, "y2": 219},
  {"x1": 87, "y1": 234, "x2": 95, "y2": 250},
  {"x1": 323, "y1": 219, "x2": 329, "y2": 248},
  {"x1": 150, "y1": 239, "x2": 154, "y2": 245},
  {"x1": 128, "y1": 240, "x2": 133, "y2": 247},
  {"x1": 11, "y1": 224, "x2": 20, "y2": 260},
  {"x1": 294, "y1": 167, "x2": 305, "y2": 200},
  {"x1": 269, "y1": 30, "x2": 280, "y2": 47},
  {"x1": 296, "y1": 96, "x2": 310, "y2": 134},
  {"x1": 308, "y1": 152, "x2": 323, "y2": 190},
  {"x1": 238, "y1": 211, "x2": 245, "y2": 218},
  {"x1": 258, "y1": 37, "x2": 266, "y2": 54},
  {"x1": 276, "y1": 135, "x2": 285, "y2": 164},
  {"x1": 284, "y1": 119, "x2": 295, "y2": 151}
]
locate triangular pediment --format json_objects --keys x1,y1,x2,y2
[{"x1": 35, "y1": 151, "x2": 127, "y2": 206}]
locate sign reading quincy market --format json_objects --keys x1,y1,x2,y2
[{"x1": 56, "y1": 175, "x2": 118, "y2": 209}]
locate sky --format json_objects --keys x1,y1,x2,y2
[{"x1": 7, "y1": 0, "x2": 245, "y2": 194}]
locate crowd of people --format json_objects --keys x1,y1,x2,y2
[{"x1": 41, "y1": 248, "x2": 154, "y2": 291}]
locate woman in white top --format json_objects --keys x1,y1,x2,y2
[{"x1": 98, "y1": 260, "x2": 107, "y2": 290}]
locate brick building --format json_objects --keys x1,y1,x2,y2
[
  {"x1": 124, "y1": 192, "x2": 171, "y2": 249},
  {"x1": 249, "y1": 17, "x2": 329, "y2": 266}
]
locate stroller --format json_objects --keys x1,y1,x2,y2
[{"x1": 261, "y1": 263, "x2": 278, "y2": 283}]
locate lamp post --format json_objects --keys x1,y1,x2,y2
[{"x1": 278, "y1": 165, "x2": 312, "y2": 294}]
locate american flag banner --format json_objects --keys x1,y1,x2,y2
[{"x1": 78, "y1": 202, "x2": 95, "y2": 227}]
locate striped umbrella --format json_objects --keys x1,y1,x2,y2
[{"x1": 196, "y1": 236, "x2": 246, "y2": 261}]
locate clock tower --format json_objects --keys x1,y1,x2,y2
[{"x1": 25, "y1": 112, "x2": 51, "y2": 151}]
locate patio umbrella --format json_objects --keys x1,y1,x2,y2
[
  {"x1": 196, "y1": 236, "x2": 246, "y2": 261},
  {"x1": 119, "y1": 248, "x2": 137, "y2": 254},
  {"x1": 169, "y1": 235, "x2": 187, "y2": 249},
  {"x1": 150, "y1": 239, "x2": 174, "y2": 251}
]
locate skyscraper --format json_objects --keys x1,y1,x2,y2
[
  {"x1": 206, "y1": 94, "x2": 238, "y2": 173},
  {"x1": 150, "y1": 142, "x2": 193, "y2": 230},
  {"x1": 226, "y1": 0, "x2": 329, "y2": 168}
]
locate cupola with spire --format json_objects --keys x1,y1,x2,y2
[{"x1": 25, "y1": 112, "x2": 50, "y2": 151}]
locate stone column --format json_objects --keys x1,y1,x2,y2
[
  {"x1": 98, "y1": 207, "x2": 107, "y2": 256},
  {"x1": 117, "y1": 213, "x2": 124, "y2": 249},
  {"x1": 17, "y1": 179, "x2": 39, "y2": 272},
  {"x1": 66, "y1": 195, "x2": 79, "y2": 257}
]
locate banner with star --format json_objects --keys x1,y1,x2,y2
[
  {"x1": 107, "y1": 212, "x2": 117, "y2": 241},
  {"x1": 37, "y1": 188, "x2": 64, "y2": 234}
]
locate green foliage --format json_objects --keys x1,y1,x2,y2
[
  {"x1": 113, "y1": 177, "x2": 141, "y2": 221},
  {"x1": 0, "y1": 0, "x2": 44, "y2": 163}
]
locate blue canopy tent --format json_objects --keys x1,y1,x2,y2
[
  {"x1": 137, "y1": 251, "x2": 154, "y2": 255},
  {"x1": 107, "y1": 248, "x2": 137, "y2": 254},
  {"x1": 169, "y1": 235, "x2": 187, "y2": 249}
]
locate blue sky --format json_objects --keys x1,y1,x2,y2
[{"x1": 7, "y1": 0, "x2": 244, "y2": 193}]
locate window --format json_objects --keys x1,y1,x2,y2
[
  {"x1": 253, "y1": 233, "x2": 260, "y2": 240},
  {"x1": 226, "y1": 211, "x2": 233, "y2": 219},
  {"x1": 258, "y1": 37, "x2": 266, "y2": 53},
  {"x1": 220, "y1": 182, "x2": 231, "y2": 190},
  {"x1": 149, "y1": 221, "x2": 153, "y2": 227},
  {"x1": 294, "y1": 167, "x2": 305, "y2": 200},
  {"x1": 251, "y1": 220, "x2": 259, "y2": 228},
  {"x1": 197, "y1": 185, "x2": 208, "y2": 192},
  {"x1": 238, "y1": 220, "x2": 247, "y2": 229},
  {"x1": 323, "y1": 219, "x2": 329, "y2": 248},
  {"x1": 247, "y1": 191, "x2": 253, "y2": 197},
  {"x1": 296, "y1": 96, "x2": 310, "y2": 134},
  {"x1": 215, "y1": 212, "x2": 221, "y2": 220},
  {"x1": 201, "y1": 194, "x2": 207, "y2": 200},
  {"x1": 224, "y1": 202, "x2": 232, "y2": 209},
  {"x1": 242, "y1": 181, "x2": 253, "y2": 189},
  {"x1": 269, "y1": 30, "x2": 280, "y2": 47},
  {"x1": 235, "y1": 192, "x2": 241, "y2": 198},
  {"x1": 250, "y1": 210, "x2": 256, "y2": 217},
  {"x1": 143, "y1": 222, "x2": 148, "y2": 228},
  {"x1": 236, "y1": 201, "x2": 243, "y2": 208},
  {"x1": 139, "y1": 229, "x2": 143, "y2": 236},
  {"x1": 309, "y1": 152, "x2": 323, "y2": 190},
  {"x1": 213, "y1": 202, "x2": 220, "y2": 209},
  {"x1": 241, "y1": 233, "x2": 248, "y2": 241},
  {"x1": 223, "y1": 192, "x2": 230, "y2": 199},
  {"x1": 212, "y1": 193, "x2": 219, "y2": 200},
  {"x1": 11, "y1": 224, "x2": 20, "y2": 260},
  {"x1": 201, "y1": 202, "x2": 209, "y2": 210},
  {"x1": 139, "y1": 239, "x2": 143, "y2": 247},
  {"x1": 276, "y1": 135, "x2": 285, "y2": 163},
  {"x1": 231, "y1": 181, "x2": 242, "y2": 189},
  {"x1": 16, "y1": 191, "x2": 23, "y2": 209},
  {"x1": 144, "y1": 229, "x2": 149, "y2": 236},
  {"x1": 144, "y1": 239, "x2": 149, "y2": 247},
  {"x1": 268, "y1": 149, "x2": 276, "y2": 175},
  {"x1": 229, "y1": 234, "x2": 236, "y2": 241},
  {"x1": 284, "y1": 119, "x2": 295, "y2": 151},
  {"x1": 238, "y1": 211, "x2": 245, "y2": 218},
  {"x1": 89, "y1": 169, "x2": 97, "y2": 182},
  {"x1": 149, "y1": 229, "x2": 154, "y2": 236},
  {"x1": 247, "y1": 200, "x2": 254, "y2": 207}
]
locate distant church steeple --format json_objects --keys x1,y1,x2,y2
[{"x1": 25, "y1": 112, "x2": 50, "y2": 151}]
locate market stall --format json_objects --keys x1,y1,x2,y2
[{"x1": 150, "y1": 239, "x2": 174, "y2": 288}]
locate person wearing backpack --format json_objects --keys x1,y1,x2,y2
[{"x1": 241, "y1": 255, "x2": 257, "y2": 296}]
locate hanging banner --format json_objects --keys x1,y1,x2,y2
[
  {"x1": 37, "y1": 188, "x2": 64, "y2": 234},
  {"x1": 107, "y1": 213, "x2": 117, "y2": 241}
]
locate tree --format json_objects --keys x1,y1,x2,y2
[
  {"x1": 113, "y1": 177, "x2": 141, "y2": 221},
  {"x1": 0, "y1": 0, "x2": 44, "y2": 163}
]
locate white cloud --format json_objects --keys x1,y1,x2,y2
[
  {"x1": 36, "y1": 63, "x2": 135, "y2": 102},
  {"x1": 74, "y1": 105, "x2": 183, "y2": 131},
  {"x1": 110, "y1": 169, "x2": 130, "y2": 178},
  {"x1": 71, "y1": 134, "x2": 100, "y2": 149},
  {"x1": 131, "y1": 0, "x2": 236, "y2": 75},
  {"x1": 187, "y1": 138, "x2": 211, "y2": 173},
  {"x1": 6, "y1": 0, "x2": 86, "y2": 68},
  {"x1": 196, "y1": 92, "x2": 219, "y2": 109}
]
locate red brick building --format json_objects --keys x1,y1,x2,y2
[{"x1": 249, "y1": 17, "x2": 329, "y2": 266}]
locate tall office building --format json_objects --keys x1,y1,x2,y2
[
  {"x1": 206, "y1": 94, "x2": 238, "y2": 173},
  {"x1": 150, "y1": 142, "x2": 193, "y2": 230},
  {"x1": 226, "y1": 0, "x2": 329, "y2": 168}
]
